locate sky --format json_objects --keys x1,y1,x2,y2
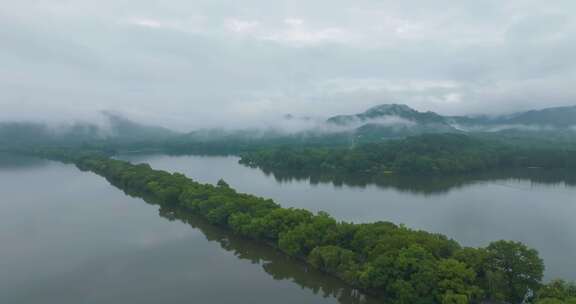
[{"x1": 1, "y1": 0, "x2": 576, "y2": 130}]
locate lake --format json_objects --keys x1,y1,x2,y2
[
  {"x1": 0, "y1": 154, "x2": 380, "y2": 304},
  {"x1": 1, "y1": 153, "x2": 575, "y2": 303},
  {"x1": 120, "y1": 154, "x2": 576, "y2": 282}
]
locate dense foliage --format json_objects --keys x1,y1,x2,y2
[
  {"x1": 240, "y1": 134, "x2": 576, "y2": 176},
  {"x1": 536, "y1": 280, "x2": 576, "y2": 304},
  {"x1": 34, "y1": 149, "x2": 553, "y2": 304}
]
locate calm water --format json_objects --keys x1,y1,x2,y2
[
  {"x1": 2, "y1": 154, "x2": 575, "y2": 304},
  {"x1": 0, "y1": 154, "x2": 380, "y2": 304},
  {"x1": 120, "y1": 154, "x2": 576, "y2": 281}
]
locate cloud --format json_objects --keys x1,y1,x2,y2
[
  {"x1": 262, "y1": 26, "x2": 353, "y2": 46},
  {"x1": 0, "y1": 0, "x2": 575, "y2": 130},
  {"x1": 127, "y1": 18, "x2": 165, "y2": 29},
  {"x1": 457, "y1": 124, "x2": 558, "y2": 132},
  {"x1": 284, "y1": 18, "x2": 304, "y2": 27},
  {"x1": 224, "y1": 18, "x2": 260, "y2": 33},
  {"x1": 221, "y1": 16, "x2": 354, "y2": 46},
  {"x1": 337, "y1": 115, "x2": 416, "y2": 130}
]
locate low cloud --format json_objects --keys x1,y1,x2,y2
[
  {"x1": 1, "y1": 0, "x2": 575, "y2": 130},
  {"x1": 325, "y1": 115, "x2": 416, "y2": 132},
  {"x1": 456, "y1": 124, "x2": 559, "y2": 132}
]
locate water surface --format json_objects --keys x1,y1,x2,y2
[
  {"x1": 121, "y1": 154, "x2": 576, "y2": 281},
  {"x1": 0, "y1": 154, "x2": 380, "y2": 304}
]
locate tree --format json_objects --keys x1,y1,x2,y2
[
  {"x1": 217, "y1": 178, "x2": 230, "y2": 188},
  {"x1": 537, "y1": 279, "x2": 576, "y2": 304},
  {"x1": 437, "y1": 259, "x2": 482, "y2": 303},
  {"x1": 308, "y1": 245, "x2": 359, "y2": 283},
  {"x1": 278, "y1": 212, "x2": 338, "y2": 257},
  {"x1": 485, "y1": 240, "x2": 545, "y2": 303}
]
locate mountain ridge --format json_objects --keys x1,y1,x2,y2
[
  {"x1": 328, "y1": 103, "x2": 576, "y2": 132},
  {"x1": 1, "y1": 104, "x2": 575, "y2": 149}
]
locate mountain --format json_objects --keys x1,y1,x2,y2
[
  {"x1": 3, "y1": 104, "x2": 574, "y2": 151},
  {"x1": 327, "y1": 104, "x2": 444, "y2": 125},
  {"x1": 323, "y1": 103, "x2": 576, "y2": 142},
  {"x1": 101, "y1": 112, "x2": 178, "y2": 141},
  {"x1": 178, "y1": 104, "x2": 576, "y2": 148},
  {"x1": 0, "y1": 122, "x2": 102, "y2": 147},
  {"x1": 451, "y1": 106, "x2": 576, "y2": 131},
  {"x1": 326, "y1": 104, "x2": 459, "y2": 139},
  {"x1": 495, "y1": 106, "x2": 576, "y2": 127},
  {"x1": 0, "y1": 113, "x2": 179, "y2": 148}
]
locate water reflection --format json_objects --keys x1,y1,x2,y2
[
  {"x1": 0, "y1": 152, "x2": 48, "y2": 170},
  {"x1": 118, "y1": 154, "x2": 576, "y2": 281},
  {"x1": 72, "y1": 170, "x2": 383, "y2": 304},
  {"x1": 114, "y1": 174, "x2": 384, "y2": 304},
  {"x1": 158, "y1": 206, "x2": 382, "y2": 304},
  {"x1": 6, "y1": 203, "x2": 381, "y2": 304},
  {"x1": 68, "y1": 160, "x2": 381, "y2": 303},
  {"x1": 0, "y1": 156, "x2": 383, "y2": 304},
  {"x1": 254, "y1": 167, "x2": 576, "y2": 196}
]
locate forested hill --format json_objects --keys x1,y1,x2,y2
[
  {"x1": 163, "y1": 104, "x2": 576, "y2": 152},
  {"x1": 451, "y1": 105, "x2": 576, "y2": 129},
  {"x1": 30, "y1": 148, "x2": 574, "y2": 304},
  {"x1": 240, "y1": 134, "x2": 576, "y2": 176},
  {"x1": 0, "y1": 113, "x2": 178, "y2": 149},
  {"x1": 3, "y1": 104, "x2": 576, "y2": 155}
]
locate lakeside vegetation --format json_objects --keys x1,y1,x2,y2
[
  {"x1": 240, "y1": 134, "x2": 576, "y2": 176},
  {"x1": 31, "y1": 149, "x2": 575, "y2": 304}
]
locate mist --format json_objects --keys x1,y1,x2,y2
[{"x1": 1, "y1": 0, "x2": 576, "y2": 131}]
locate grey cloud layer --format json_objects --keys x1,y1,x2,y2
[{"x1": 1, "y1": 0, "x2": 575, "y2": 130}]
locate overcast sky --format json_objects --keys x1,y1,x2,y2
[{"x1": 1, "y1": 0, "x2": 575, "y2": 130}]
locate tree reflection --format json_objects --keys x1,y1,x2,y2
[
  {"x1": 253, "y1": 166, "x2": 576, "y2": 196},
  {"x1": 158, "y1": 205, "x2": 384, "y2": 304},
  {"x1": 0, "y1": 152, "x2": 49, "y2": 169}
]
